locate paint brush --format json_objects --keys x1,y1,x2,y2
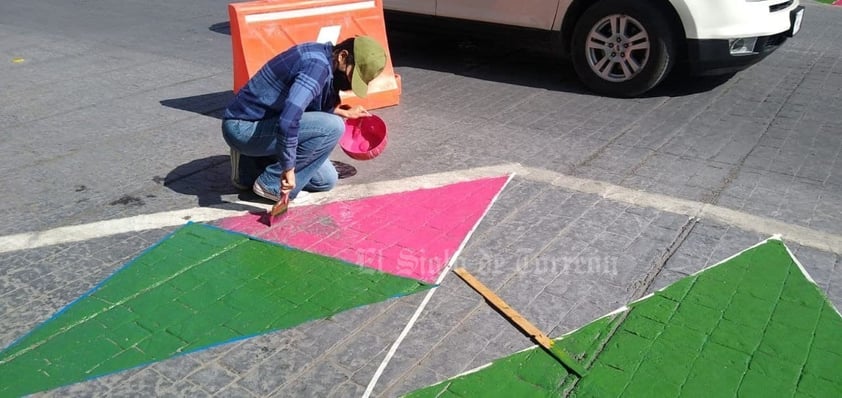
[
  {"x1": 268, "y1": 193, "x2": 289, "y2": 226},
  {"x1": 453, "y1": 267, "x2": 587, "y2": 377}
]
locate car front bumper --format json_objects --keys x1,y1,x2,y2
[{"x1": 686, "y1": 5, "x2": 804, "y2": 75}]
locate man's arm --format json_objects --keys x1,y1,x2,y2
[{"x1": 276, "y1": 65, "x2": 327, "y2": 171}]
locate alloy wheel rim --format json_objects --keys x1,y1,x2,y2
[{"x1": 586, "y1": 14, "x2": 650, "y2": 82}]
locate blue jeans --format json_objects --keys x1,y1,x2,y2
[{"x1": 221, "y1": 112, "x2": 343, "y2": 199}]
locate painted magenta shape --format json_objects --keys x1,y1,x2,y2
[{"x1": 218, "y1": 176, "x2": 510, "y2": 283}]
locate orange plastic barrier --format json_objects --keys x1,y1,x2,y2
[{"x1": 228, "y1": 0, "x2": 401, "y2": 110}]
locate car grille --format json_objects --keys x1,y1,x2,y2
[
  {"x1": 762, "y1": 32, "x2": 788, "y2": 51},
  {"x1": 769, "y1": 0, "x2": 793, "y2": 12}
]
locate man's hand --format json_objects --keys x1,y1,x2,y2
[
  {"x1": 336, "y1": 104, "x2": 371, "y2": 119},
  {"x1": 281, "y1": 168, "x2": 295, "y2": 202}
]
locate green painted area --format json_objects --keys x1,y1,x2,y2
[
  {"x1": 406, "y1": 314, "x2": 623, "y2": 398},
  {"x1": 404, "y1": 240, "x2": 842, "y2": 397},
  {"x1": 0, "y1": 223, "x2": 430, "y2": 397}
]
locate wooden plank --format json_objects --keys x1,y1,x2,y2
[{"x1": 453, "y1": 267, "x2": 586, "y2": 376}]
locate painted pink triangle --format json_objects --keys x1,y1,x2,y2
[{"x1": 218, "y1": 176, "x2": 510, "y2": 283}]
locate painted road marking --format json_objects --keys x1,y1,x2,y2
[
  {"x1": 218, "y1": 176, "x2": 511, "y2": 283},
  {"x1": 361, "y1": 174, "x2": 513, "y2": 398},
  {"x1": 1, "y1": 163, "x2": 840, "y2": 255},
  {"x1": 0, "y1": 165, "x2": 514, "y2": 254},
  {"x1": 402, "y1": 239, "x2": 842, "y2": 397},
  {"x1": 0, "y1": 223, "x2": 431, "y2": 396}
]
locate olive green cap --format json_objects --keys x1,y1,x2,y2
[{"x1": 351, "y1": 36, "x2": 387, "y2": 98}]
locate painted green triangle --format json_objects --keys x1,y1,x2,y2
[
  {"x1": 0, "y1": 223, "x2": 431, "y2": 397},
  {"x1": 405, "y1": 239, "x2": 842, "y2": 397},
  {"x1": 406, "y1": 313, "x2": 624, "y2": 397}
]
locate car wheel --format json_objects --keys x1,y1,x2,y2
[{"x1": 571, "y1": 0, "x2": 676, "y2": 97}]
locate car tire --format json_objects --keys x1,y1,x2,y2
[{"x1": 571, "y1": 0, "x2": 676, "y2": 97}]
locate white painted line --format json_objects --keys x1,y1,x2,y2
[
  {"x1": 782, "y1": 241, "x2": 841, "y2": 317},
  {"x1": 361, "y1": 174, "x2": 514, "y2": 398},
  {"x1": 446, "y1": 362, "x2": 493, "y2": 379},
  {"x1": 1, "y1": 163, "x2": 840, "y2": 256},
  {"x1": 508, "y1": 165, "x2": 842, "y2": 255},
  {"x1": 0, "y1": 206, "x2": 252, "y2": 255},
  {"x1": 443, "y1": 303, "x2": 631, "y2": 383},
  {"x1": 324, "y1": 163, "x2": 517, "y2": 204},
  {"x1": 681, "y1": 235, "x2": 783, "y2": 279},
  {"x1": 783, "y1": 240, "x2": 817, "y2": 285},
  {"x1": 0, "y1": 165, "x2": 517, "y2": 255},
  {"x1": 244, "y1": 1, "x2": 375, "y2": 23}
]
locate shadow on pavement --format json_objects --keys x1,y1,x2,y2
[
  {"x1": 204, "y1": 14, "x2": 731, "y2": 97},
  {"x1": 644, "y1": 71, "x2": 737, "y2": 98},
  {"x1": 385, "y1": 19, "x2": 585, "y2": 93},
  {"x1": 158, "y1": 155, "x2": 265, "y2": 211},
  {"x1": 160, "y1": 91, "x2": 233, "y2": 119},
  {"x1": 209, "y1": 21, "x2": 230, "y2": 35},
  {"x1": 384, "y1": 13, "x2": 732, "y2": 97},
  {"x1": 197, "y1": 14, "x2": 732, "y2": 101}
]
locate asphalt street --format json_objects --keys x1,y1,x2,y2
[{"x1": 1, "y1": 1, "x2": 841, "y2": 396}]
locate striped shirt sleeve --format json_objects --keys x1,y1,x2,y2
[{"x1": 276, "y1": 55, "x2": 331, "y2": 171}]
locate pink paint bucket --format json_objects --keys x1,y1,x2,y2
[{"x1": 340, "y1": 115, "x2": 388, "y2": 161}]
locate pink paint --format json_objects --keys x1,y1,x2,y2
[{"x1": 218, "y1": 176, "x2": 509, "y2": 283}]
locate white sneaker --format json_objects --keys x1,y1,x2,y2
[
  {"x1": 253, "y1": 180, "x2": 312, "y2": 204},
  {"x1": 252, "y1": 180, "x2": 280, "y2": 202},
  {"x1": 294, "y1": 191, "x2": 311, "y2": 203}
]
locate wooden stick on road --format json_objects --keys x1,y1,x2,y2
[{"x1": 452, "y1": 267, "x2": 586, "y2": 377}]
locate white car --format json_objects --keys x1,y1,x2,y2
[{"x1": 384, "y1": 0, "x2": 805, "y2": 97}]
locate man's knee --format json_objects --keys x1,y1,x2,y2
[
  {"x1": 306, "y1": 162, "x2": 339, "y2": 192},
  {"x1": 325, "y1": 114, "x2": 345, "y2": 141},
  {"x1": 301, "y1": 112, "x2": 345, "y2": 139}
]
